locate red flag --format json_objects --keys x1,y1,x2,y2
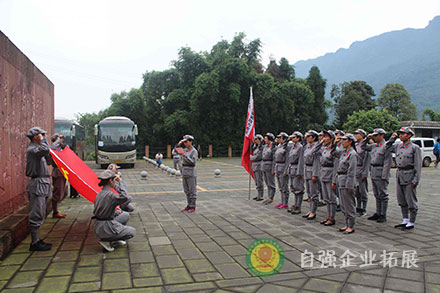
[
  {"x1": 50, "y1": 146, "x2": 100, "y2": 202},
  {"x1": 241, "y1": 87, "x2": 255, "y2": 178}
]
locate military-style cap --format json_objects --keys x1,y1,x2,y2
[
  {"x1": 182, "y1": 134, "x2": 194, "y2": 142},
  {"x1": 397, "y1": 127, "x2": 415, "y2": 136},
  {"x1": 265, "y1": 132, "x2": 275, "y2": 141},
  {"x1": 323, "y1": 130, "x2": 335, "y2": 139},
  {"x1": 372, "y1": 128, "x2": 386, "y2": 135},
  {"x1": 353, "y1": 129, "x2": 367, "y2": 137},
  {"x1": 107, "y1": 163, "x2": 121, "y2": 171},
  {"x1": 254, "y1": 134, "x2": 263, "y2": 140},
  {"x1": 291, "y1": 131, "x2": 303, "y2": 139},
  {"x1": 318, "y1": 131, "x2": 324, "y2": 136},
  {"x1": 341, "y1": 133, "x2": 356, "y2": 142},
  {"x1": 51, "y1": 133, "x2": 64, "y2": 142},
  {"x1": 26, "y1": 127, "x2": 47, "y2": 139},
  {"x1": 98, "y1": 169, "x2": 116, "y2": 180},
  {"x1": 277, "y1": 132, "x2": 288, "y2": 139},
  {"x1": 305, "y1": 130, "x2": 319, "y2": 137},
  {"x1": 334, "y1": 130, "x2": 345, "y2": 136}
]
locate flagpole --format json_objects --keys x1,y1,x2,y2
[{"x1": 248, "y1": 87, "x2": 253, "y2": 201}]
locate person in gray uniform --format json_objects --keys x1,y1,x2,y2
[
  {"x1": 274, "y1": 132, "x2": 290, "y2": 209},
  {"x1": 387, "y1": 127, "x2": 422, "y2": 230},
  {"x1": 172, "y1": 145, "x2": 182, "y2": 170},
  {"x1": 261, "y1": 133, "x2": 276, "y2": 205},
  {"x1": 50, "y1": 134, "x2": 68, "y2": 219},
  {"x1": 302, "y1": 130, "x2": 321, "y2": 220},
  {"x1": 286, "y1": 132, "x2": 305, "y2": 214},
  {"x1": 108, "y1": 163, "x2": 134, "y2": 213},
  {"x1": 319, "y1": 130, "x2": 338, "y2": 226},
  {"x1": 93, "y1": 169, "x2": 136, "y2": 252},
  {"x1": 178, "y1": 135, "x2": 198, "y2": 212},
  {"x1": 26, "y1": 127, "x2": 53, "y2": 251},
  {"x1": 335, "y1": 133, "x2": 358, "y2": 234},
  {"x1": 353, "y1": 129, "x2": 370, "y2": 216},
  {"x1": 362, "y1": 128, "x2": 392, "y2": 223},
  {"x1": 251, "y1": 134, "x2": 264, "y2": 201},
  {"x1": 333, "y1": 130, "x2": 345, "y2": 212}
]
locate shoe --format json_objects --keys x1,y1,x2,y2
[
  {"x1": 324, "y1": 220, "x2": 336, "y2": 226},
  {"x1": 29, "y1": 240, "x2": 52, "y2": 251},
  {"x1": 181, "y1": 206, "x2": 190, "y2": 212},
  {"x1": 253, "y1": 197, "x2": 258, "y2": 200},
  {"x1": 264, "y1": 200, "x2": 273, "y2": 205},
  {"x1": 320, "y1": 219, "x2": 329, "y2": 225},
  {"x1": 256, "y1": 198, "x2": 264, "y2": 201},
  {"x1": 99, "y1": 241, "x2": 115, "y2": 252},
  {"x1": 336, "y1": 205, "x2": 341, "y2": 212},
  {"x1": 376, "y1": 215, "x2": 387, "y2": 223},
  {"x1": 306, "y1": 214, "x2": 316, "y2": 220},
  {"x1": 402, "y1": 225, "x2": 414, "y2": 230},
  {"x1": 291, "y1": 208, "x2": 301, "y2": 214},
  {"x1": 287, "y1": 205, "x2": 296, "y2": 213},
  {"x1": 394, "y1": 223, "x2": 407, "y2": 228},
  {"x1": 358, "y1": 209, "x2": 367, "y2": 217},
  {"x1": 281, "y1": 204, "x2": 288, "y2": 209},
  {"x1": 367, "y1": 213, "x2": 380, "y2": 221},
  {"x1": 338, "y1": 227, "x2": 347, "y2": 232},
  {"x1": 303, "y1": 197, "x2": 309, "y2": 202},
  {"x1": 53, "y1": 212, "x2": 67, "y2": 218},
  {"x1": 275, "y1": 203, "x2": 282, "y2": 208},
  {"x1": 188, "y1": 208, "x2": 196, "y2": 213},
  {"x1": 344, "y1": 229, "x2": 355, "y2": 234},
  {"x1": 112, "y1": 240, "x2": 127, "y2": 247},
  {"x1": 302, "y1": 213, "x2": 311, "y2": 218}
]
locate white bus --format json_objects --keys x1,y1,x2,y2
[{"x1": 94, "y1": 116, "x2": 138, "y2": 168}]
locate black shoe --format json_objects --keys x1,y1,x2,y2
[
  {"x1": 402, "y1": 225, "x2": 414, "y2": 230},
  {"x1": 359, "y1": 209, "x2": 367, "y2": 217},
  {"x1": 394, "y1": 223, "x2": 407, "y2": 228},
  {"x1": 367, "y1": 213, "x2": 380, "y2": 221},
  {"x1": 256, "y1": 198, "x2": 264, "y2": 201},
  {"x1": 376, "y1": 215, "x2": 387, "y2": 223},
  {"x1": 336, "y1": 205, "x2": 341, "y2": 212},
  {"x1": 253, "y1": 197, "x2": 258, "y2": 200},
  {"x1": 30, "y1": 240, "x2": 52, "y2": 251}
]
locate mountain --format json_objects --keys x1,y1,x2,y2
[{"x1": 294, "y1": 16, "x2": 440, "y2": 113}]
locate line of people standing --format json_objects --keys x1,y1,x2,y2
[{"x1": 250, "y1": 127, "x2": 422, "y2": 234}]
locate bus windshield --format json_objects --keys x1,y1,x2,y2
[{"x1": 98, "y1": 125, "x2": 136, "y2": 151}]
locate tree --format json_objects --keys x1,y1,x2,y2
[
  {"x1": 422, "y1": 108, "x2": 440, "y2": 121},
  {"x1": 377, "y1": 83, "x2": 417, "y2": 121},
  {"x1": 332, "y1": 81, "x2": 376, "y2": 128},
  {"x1": 306, "y1": 66, "x2": 327, "y2": 126},
  {"x1": 343, "y1": 109, "x2": 400, "y2": 135}
]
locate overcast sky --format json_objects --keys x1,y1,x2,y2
[{"x1": 1, "y1": 0, "x2": 439, "y2": 120}]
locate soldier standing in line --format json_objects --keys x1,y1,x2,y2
[
  {"x1": 26, "y1": 127, "x2": 52, "y2": 251},
  {"x1": 335, "y1": 134, "x2": 358, "y2": 234},
  {"x1": 261, "y1": 133, "x2": 276, "y2": 205},
  {"x1": 172, "y1": 145, "x2": 182, "y2": 171},
  {"x1": 319, "y1": 130, "x2": 338, "y2": 226},
  {"x1": 387, "y1": 127, "x2": 422, "y2": 230},
  {"x1": 362, "y1": 128, "x2": 393, "y2": 223},
  {"x1": 274, "y1": 132, "x2": 290, "y2": 209},
  {"x1": 353, "y1": 129, "x2": 370, "y2": 216},
  {"x1": 286, "y1": 132, "x2": 305, "y2": 214},
  {"x1": 93, "y1": 170, "x2": 136, "y2": 252},
  {"x1": 251, "y1": 134, "x2": 264, "y2": 201},
  {"x1": 302, "y1": 130, "x2": 321, "y2": 220},
  {"x1": 50, "y1": 134, "x2": 68, "y2": 219},
  {"x1": 333, "y1": 130, "x2": 345, "y2": 212},
  {"x1": 178, "y1": 135, "x2": 198, "y2": 212}
]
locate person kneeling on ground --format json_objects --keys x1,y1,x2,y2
[{"x1": 93, "y1": 169, "x2": 136, "y2": 252}]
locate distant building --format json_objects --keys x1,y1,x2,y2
[{"x1": 400, "y1": 121, "x2": 440, "y2": 138}]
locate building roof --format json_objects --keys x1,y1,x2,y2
[{"x1": 400, "y1": 121, "x2": 440, "y2": 129}]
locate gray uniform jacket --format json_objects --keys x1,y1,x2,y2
[
  {"x1": 262, "y1": 144, "x2": 276, "y2": 173},
  {"x1": 250, "y1": 144, "x2": 263, "y2": 172},
  {"x1": 386, "y1": 138, "x2": 422, "y2": 185},
  {"x1": 26, "y1": 138, "x2": 52, "y2": 197},
  {"x1": 336, "y1": 148, "x2": 357, "y2": 190},
  {"x1": 355, "y1": 142, "x2": 371, "y2": 179},
  {"x1": 274, "y1": 143, "x2": 289, "y2": 175},
  {"x1": 320, "y1": 143, "x2": 337, "y2": 183},
  {"x1": 50, "y1": 140, "x2": 65, "y2": 178},
  {"x1": 361, "y1": 139, "x2": 392, "y2": 181},
  {"x1": 181, "y1": 147, "x2": 198, "y2": 177},
  {"x1": 304, "y1": 141, "x2": 321, "y2": 180},
  {"x1": 285, "y1": 143, "x2": 304, "y2": 177},
  {"x1": 93, "y1": 184, "x2": 130, "y2": 238}
]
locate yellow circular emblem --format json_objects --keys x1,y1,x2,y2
[{"x1": 246, "y1": 238, "x2": 284, "y2": 276}]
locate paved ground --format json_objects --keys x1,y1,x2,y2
[{"x1": 1, "y1": 158, "x2": 440, "y2": 293}]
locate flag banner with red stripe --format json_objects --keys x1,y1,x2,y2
[
  {"x1": 241, "y1": 87, "x2": 255, "y2": 178},
  {"x1": 50, "y1": 146, "x2": 100, "y2": 203}
]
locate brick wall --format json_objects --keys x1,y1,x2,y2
[{"x1": 0, "y1": 30, "x2": 54, "y2": 218}]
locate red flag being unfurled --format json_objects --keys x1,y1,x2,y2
[
  {"x1": 241, "y1": 87, "x2": 255, "y2": 178},
  {"x1": 50, "y1": 146, "x2": 100, "y2": 202}
]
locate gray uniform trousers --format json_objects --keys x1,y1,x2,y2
[
  {"x1": 306, "y1": 178, "x2": 320, "y2": 213},
  {"x1": 263, "y1": 169, "x2": 276, "y2": 199},
  {"x1": 115, "y1": 211, "x2": 130, "y2": 225},
  {"x1": 397, "y1": 181, "x2": 418, "y2": 223},
  {"x1": 276, "y1": 173, "x2": 289, "y2": 204},
  {"x1": 371, "y1": 176, "x2": 389, "y2": 216},
  {"x1": 183, "y1": 176, "x2": 197, "y2": 208},
  {"x1": 321, "y1": 180, "x2": 337, "y2": 218},
  {"x1": 254, "y1": 171, "x2": 264, "y2": 197},
  {"x1": 339, "y1": 188, "x2": 356, "y2": 228},
  {"x1": 290, "y1": 173, "x2": 304, "y2": 208},
  {"x1": 355, "y1": 176, "x2": 368, "y2": 210},
  {"x1": 173, "y1": 157, "x2": 182, "y2": 170},
  {"x1": 28, "y1": 190, "x2": 47, "y2": 242}
]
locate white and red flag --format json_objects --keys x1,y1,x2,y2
[{"x1": 241, "y1": 87, "x2": 255, "y2": 178}]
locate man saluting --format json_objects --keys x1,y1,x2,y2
[{"x1": 177, "y1": 135, "x2": 198, "y2": 213}]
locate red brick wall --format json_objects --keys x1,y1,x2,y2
[{"x1": 0, "y1": 31, "x2": 54, "y2": 219}]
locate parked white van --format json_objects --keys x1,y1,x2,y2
[{"x1": 391, "y1": 137, "x2": 436, "y2": 168}]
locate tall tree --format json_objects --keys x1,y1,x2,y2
[
  {"x1": 343, "y1": 109, "x2": 400, "y2": 135},
  {"x1": 306, "y1": 66, "x2": 327, "y2": 126},
  {"x1": 377, "y1": 83, "x2": 417, "y2": 121},
  {"x1": 332, "y1": 81, "x2": 376, "y2": 128}
]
